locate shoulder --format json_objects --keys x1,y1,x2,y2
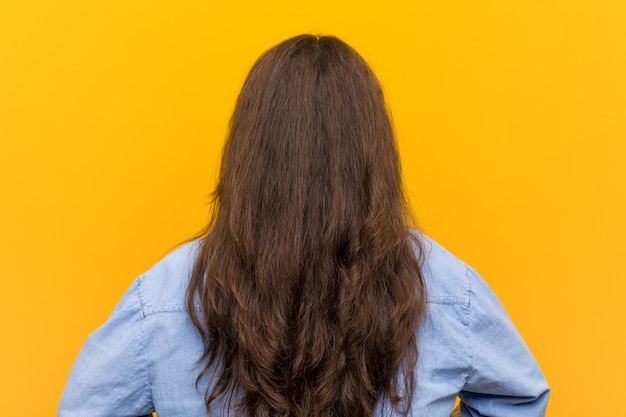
[
  {"x1": 413, "y1": 232, "x2": 471, "y2": 306},
  {"x1": 136, "y1": 240, "x2": 201, "y2": 316}
]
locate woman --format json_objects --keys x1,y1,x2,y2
[{"x1": 59, "y1": 35, "x2": 549, "y2": 417}]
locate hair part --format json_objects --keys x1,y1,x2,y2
[{"x1": 187, "y1": 34, "x2": 425, "y2": 417}]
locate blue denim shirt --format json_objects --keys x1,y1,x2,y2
[{"x1": 59, "y1": 235, "x2": 549, "y2": 416}]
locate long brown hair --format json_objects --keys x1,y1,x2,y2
[{"x1": 186, "y1": 34, "x2": 425, "y2": 417}]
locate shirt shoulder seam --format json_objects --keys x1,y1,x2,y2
[
  {"x1": 135, "y1": 278, "x2": 154, "y2": 408},
  {"x1": 142, "y1": 304, "x2": 203, "y2": 317},
  {"x1": 464, "y1": 263, "x2": 476, "y2": 385}
]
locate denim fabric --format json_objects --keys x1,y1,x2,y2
[{"x1": 58, "y1": 235, "x2": 549, "y2": 417}]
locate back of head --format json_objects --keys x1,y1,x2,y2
[{"x1": 187, "y1": 34, "x2": 425, "y2": 417}]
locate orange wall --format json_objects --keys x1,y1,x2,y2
[{"x1": 1, "y1": 1, "x2": 624, "y2": 415}]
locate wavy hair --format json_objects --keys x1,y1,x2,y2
[{"x1": 186, "y1": 34, "x2": 425, "y2": 417}]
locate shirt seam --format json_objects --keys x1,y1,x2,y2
[
  {"x1": 426, "y1": 295, "x2": 470, "y2": 306},
  {"x1": 138, "y1": 275, "x2": 149, "y2": 319},
  {"x1": 464, "y1": 264, "x2": 475, "y2": 387},
  {"x1": 137, "y1": 274, "x2": 202, "y2": 316},
  {"x1": 134, "y1": 278, "x2": 154, "y2": 411},
  {"x1": 142, "y1": 305, "x2": 203, "y2": 317}
]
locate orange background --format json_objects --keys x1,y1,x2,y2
[{"x1": 1, "y1": 1, "x2": 625, "y2": 415}]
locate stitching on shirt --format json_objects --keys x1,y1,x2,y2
[
  {"x1": 426, "y1": 295, "x2": 470, "y2": 306},
  {"x1": 136, "y1": 299, "x2": 154, "y2": 411},
  {"x1": 137, "y1": 275, "x2": 149, "y2": 318},
  {"x1": 142, "y1": 304, "x2": 204, "y2": 316},
  {"x1": 464, "y1": 264, "x2": 475, "y2": 385}
]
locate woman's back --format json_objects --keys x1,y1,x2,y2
[
  {"x1": 59, "y1": 35, "x2": 549, "y2": 417},
  {"x1": 58, "y1": 234, "x2": 548, "y2": 416}
]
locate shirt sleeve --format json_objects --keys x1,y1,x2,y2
[
  {"x1": 458, "y1": 266, "x2": 550, "y2": 417},
  {"x1": 58, "y1": 277, "x2": 154, "y2": 417}
]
